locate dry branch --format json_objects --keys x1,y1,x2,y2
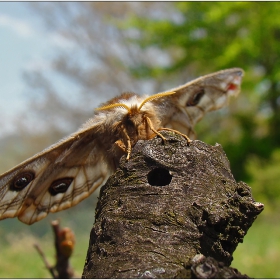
[
  {"x1": 82, "y1": 132, "x2": 264, "y2": 278},
  {"x1": 34, "y1": 220, "x2": 76, "y2": 278}
]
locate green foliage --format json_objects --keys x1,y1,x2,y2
[
  {"x1": 0, "y1": 231, "x2": 89, "y2": 278},
  {"x1": 232, "y1": 210, "x2": 280, "y2": 278},
  {"x1": 123, "y1": 2, "x2": 280, "y2": 184},
  {"x1": 232, "y1": 148, "x2": 280, "y2": 277},
  {"x1": 246, "y1": 148, "x2": 280, "y2": 210},
  {"x1": 0, "y1": 195, "x2": 98, "y2": 278},
  {"x1": 0, "y1": 235, "x2": 49, "y2": 278}
]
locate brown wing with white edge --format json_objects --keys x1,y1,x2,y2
[
  {"x1": 152, "y1": 68, "x2": 244, "y2": 139},
  {"x1": 0, "y1": 126, "x2": 113, "y2": 225}
]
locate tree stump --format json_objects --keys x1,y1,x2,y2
[{"x1": 82, "y1": 132, "x2": 264, "y2": 278}]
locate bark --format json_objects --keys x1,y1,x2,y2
[{"x1": 82, "y1": 132, "x2": 264, "y2": 279}]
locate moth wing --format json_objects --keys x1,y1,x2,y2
[
  {"x1": 153, "y1": 68, "x2": 244, "y2": 138},
  {"x1": 0, "y1": 125, "x2": 114, "y2": 225}
]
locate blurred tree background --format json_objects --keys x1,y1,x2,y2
[{"x1": 0, "y1": 2, "x2": 279, "y2": 278}]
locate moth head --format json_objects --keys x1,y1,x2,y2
[
  {"x1": 96, "y1": 91, "x2": 175, "y2": 131},
  {"x1": 96, "y1": 91, "x2": 175, "y2": 113}
]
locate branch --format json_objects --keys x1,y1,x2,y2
[
  {"x1": 34, "y1": 243, "x2": 56, "y2": 278},
  {"x1": 82, "y1": 132, "x2": 264, "y2": 278},
  {"x1": 34, "y1": 220, "x2": 76, "y2": 278},
  {"x1": 52, "y1": 220, "x2": 76, "y2": 278}
]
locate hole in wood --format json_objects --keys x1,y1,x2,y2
[{"x1": 147, "y1": 167, "x2": 172, "y2": 186}]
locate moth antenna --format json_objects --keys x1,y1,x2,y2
[
  {"x1": 139, "y1": 91, "x2": 175, "y2": 110},
  {"x1": 96, "y1": 103, "x2": 131, "y2": 112}
]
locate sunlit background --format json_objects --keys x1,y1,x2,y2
[{"x1": 0, "y1": 2, "x2": 280, "y2": 278}]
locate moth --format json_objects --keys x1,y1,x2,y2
[{"x1": 0, "y1": 68, "x2": 244, "y2": 225}]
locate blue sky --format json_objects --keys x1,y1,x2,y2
[{"x1": 0, "y1": 2, "x2": 74, "y2": 136}]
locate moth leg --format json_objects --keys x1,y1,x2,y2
[
  {"x1": 114, "y1": 140, "x2": 127, "y2": 152},
  {"x1": 145, "y1": 116, "x2": 167, "y2": 143},
  {"x1": 121, "y1": 127, "x2": 132, "y2": 160},
  {"x1": 158, "y1": 127, "x2": 192, "y2": 144}
]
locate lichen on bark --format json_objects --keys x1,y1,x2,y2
[{"x1": 82, "y1": 132, "x2": 264, "y2": 279}]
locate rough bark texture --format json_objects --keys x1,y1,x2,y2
[
  {"x1": 190, "y1": 254, "x2": 250, "y2": 278},
  {"x1": 82, "y1": 132, "x2": 264, "y2": 279}
]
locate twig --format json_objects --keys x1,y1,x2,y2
[
  {"x1": 34, "y1": 220, "x2": 76, "y2": 278},
  {"x1": 34, "y1": 243, "x2": 57, "y2": 278}
]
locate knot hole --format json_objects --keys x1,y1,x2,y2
[{"x1": 147, "y1": 167, "x2": 172, "y2": 186}]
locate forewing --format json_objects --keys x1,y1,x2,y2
[
  {"x1": 154, "y1": 68, "x2": 244, "y2": 138},
  {"x1": 0, "y1": 126, "x2": 113, "y2": 225}
]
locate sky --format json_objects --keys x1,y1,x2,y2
[{"x1": 0, "y1": 2, "x2": 73, "y2": 136}]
